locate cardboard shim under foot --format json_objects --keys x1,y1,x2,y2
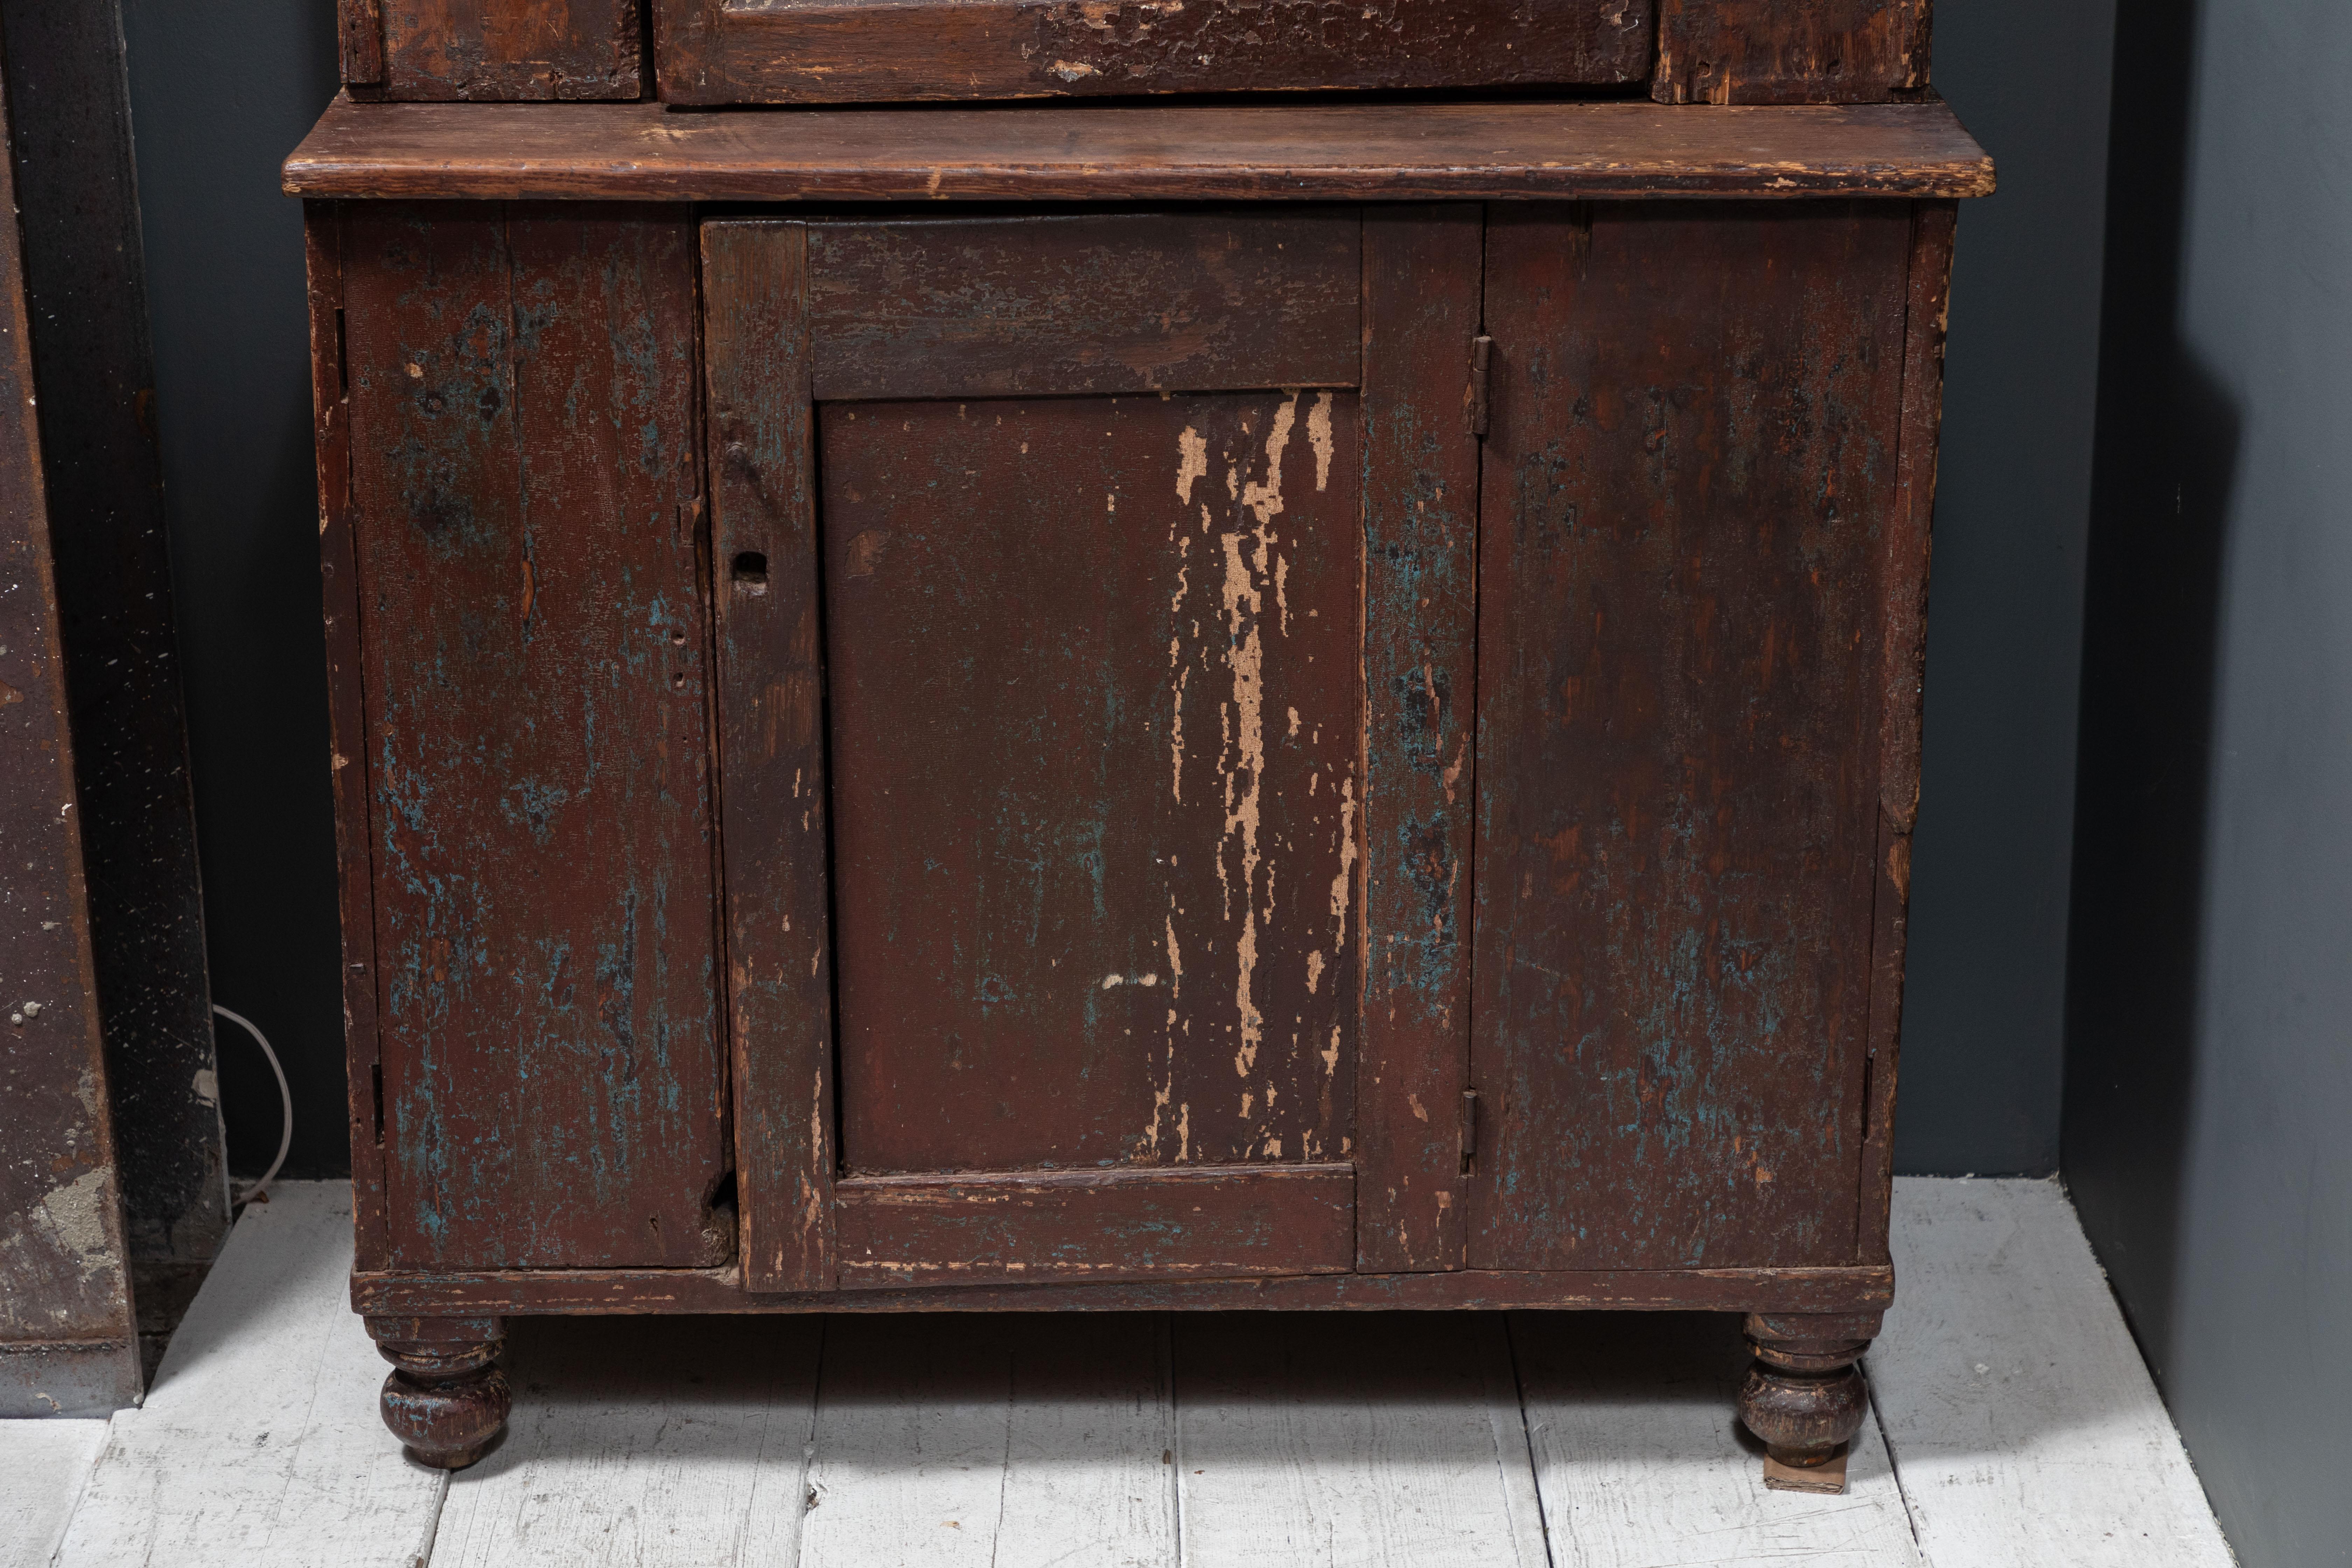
[{"x1": 1763, "y1": 1444, "x2": 1849, "y2": 1494}]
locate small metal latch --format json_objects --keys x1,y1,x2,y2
[
  {"x1": 1460, "y1": 1086, "x2": 1480, "y2": 1171},
  {"x1": 1465, "y1": 335, "x2": 1494, "y2": 438}
]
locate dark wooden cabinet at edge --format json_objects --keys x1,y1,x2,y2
[{"x1": 291, "y1": 100, "x2": 1985, "y2": 1475}]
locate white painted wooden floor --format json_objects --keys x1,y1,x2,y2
[{"x1": 3, "y1": 1178, "x2": 2235, "y2": 1568}]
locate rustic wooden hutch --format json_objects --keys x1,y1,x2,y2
[{"x1": 292, "y1": 0, "x2": 1989, "y2": 1479}]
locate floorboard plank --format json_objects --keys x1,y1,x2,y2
[
  {"x1": 0, "y1": 1418, "x2": 106, "y2": 1568},
  {"x1": 1871, "y1": 1177, "x2": 2236, "y2": 1567},
  {"x1": 50, "y1": 1183, "x2": 446, "y2": 1568},
  {"x1": 431, "y1": 1315, "x2": 823, "y2": 1567},
  {"x1": 1174, "y1": 1313, "x2": 1548, "y2": 1568},
  {"x1": 1512, "y1": 1311, "x2": 1923, "y2": 1568},
  {"x1": 799, "y1": 1312, "x2": 1176, "y2": 1568}
]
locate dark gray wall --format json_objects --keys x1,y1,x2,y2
[
  {"x1": 117, "y1": 4, "x2": 2114, "y2": 1181},
  {"x1": 2066, "y1": 1, "x2": 2352, "y2": 1564},
  {"x1": 119, "y1": 1, "x2": 345, "y2": 1176},
  {"x1": 1891, "y1": 0, "x2": 2115, "y2": 1176}
]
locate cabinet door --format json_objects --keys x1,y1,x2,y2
[
  {"x1": 331, "y1": 204, "x2": 729, "y2": 1270},
  {"x1": 704, "y1": 210, "x2": 1482, "y2": 1290},
  {"x1": 1470, "y1": 203, "x2": 1916, "y2": 1271}
]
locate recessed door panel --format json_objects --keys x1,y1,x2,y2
[{"x1": 824, "y1": 390, "x2": 1363, "y2": 1176}]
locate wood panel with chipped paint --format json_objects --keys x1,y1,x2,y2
[
  {"x1": 703, "y1": 218, "x2": 838, "y2": 1293},
  {"x1": 656, "y1": 0, "x2": 1652, "y2": 106},
  {"x1": 342, "y1": 202, "x2": 726, "y2": 1270},
  {"x1": 1355, "y1": 206, "x2": 1482, "y2": 1274},
  {"x1": 365, "y1": 0, "x2": 645, "y2": 100},
  {"x1": 806, "y1": 212, "x2": 1361, "y2": 402},
  {"x1": 1652, "y1": 0, "x2": 1931, "y2": 105},
  {"x1": 834, "y1": 1164, "x2": 1354, "y2": 1287},
  {"x1": 1469, "y1": 202, "x2": 1913, "y2": 1272},
  {"x1": 821, "y1": 385, "x2": 1362, "y2": 1177}
]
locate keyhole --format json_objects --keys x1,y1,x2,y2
[{"x1": 732, "y1": 551, "x2": 769, "y2": 593}]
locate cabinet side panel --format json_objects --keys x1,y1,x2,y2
[
  {"x1": 1856, "y1": 201, "x2": 1955, "y2": 1263},
  {"x1": 1470, "y1": 203, "x2": 1911, "y2": 1271},
  {"x1": 308, "y1": 204, "x2": 391, "y2": 1269},
  {"x1": 1652, "y1": 0, "x2": 1930, "y2": 105},
  {"x1": 344, "y1": 203, "x2": 724, "y2": 1269},
  {"x1": 380, "y1": 0, "x2": 643, "y2": 100},
  {"x1": 1356, "y1": 206, "x2": 1482, "y2": 1272},
  {"x1": 701, "y1": 219, "x2": 836, "y2": 1293}
]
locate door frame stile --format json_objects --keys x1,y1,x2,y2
[
  {"x1": 703, "y1": 219, "x2": 839, "y2": 1292},
  {"x1": 1354, "y1": 205, "x2": 1485, "y2": 1272}
]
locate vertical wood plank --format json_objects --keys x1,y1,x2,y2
[
  {"x1": 3, "y1": 0, "x2": 232, "y2": 1349},
  {"x1": 0, "y1": 43, "x2": 140, "y2": 1413},
  {"x1": 1857, "y1": 201, "x2": 1957, "y2": 1264},
  {"x1": 344, "y1": 203, "x2": 724, "y2": 1270},
  {"x1": 1470, "y1": 204, "x2": 1912, "y2": 1272},
  {"x1": 1357, "y1": 205, "x2": 1482, "y2": 1272},
  {"x1": 339, "y1": 0, "x2": 386, "y2": 86},
  {"x1": 431, "y1": 1316, "x2": 823, "y2": 1567},
  {"x1": 1174, "y1": 1313, "x2": 1547, "y2": 1568},
  {"x1": 701, "y1": 219, "x2": 835, "y2": 1293},
  {"x1": 1512, "y1": 1311, "x2": 1924, "y2": 1567},
  {"x1": 1652, "y1": 0, "x2": 1931, "y2": 105},
  {"x1": 800, "y1": 1314, "x2": 1177, "y2": 1568},
  {"x1": 306, "y1": 202, "x2": 392, "y2": 1272}
]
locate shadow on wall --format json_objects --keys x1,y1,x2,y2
[{"x1": 2059, "y1": 0, "x2": 2236, "y2": 1384}]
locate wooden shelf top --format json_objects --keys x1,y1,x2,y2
[{"x1": 284, "y1": 97, "x2": 1993, "y2": 203}]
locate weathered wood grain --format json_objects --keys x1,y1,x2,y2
[
  {"x1": 430, "y1": 1315, "x2": 822, "y2": 1567},
  {"x1": 374, "y1": 0, "x2": 644, "y2": 101},
  {"x1": 1654, "y1": 0, "x2": 1932, "y2": 105},
  {"x1": 1857, "y1": 201, "x2": 1955, "y2": 1263},
  {"x1": 835, "y1": 1165, "x2": 1355, "y2": 1288},
  {"x1": 1469, "y1": 203, "x2": 1913, "y2": 1272},
  {"x1": 656, "y1": 0, "x2": 1650, "y2": 105},
  {"x1": 0, "y1": 42, "x2": 140, "y2": 1414},
  {"x1": 805, "y1": 213, "x2": 1360, "y2": 401},
  {"x1": 1511, "y1": 1311, "x2": 1925, "y2": 1566},
  {"x1": 282, "y1": 99, "x2": 1997, "y2": 203},
  {"x1": 0, "y1": 0, "x2": 229, "y2": 1337},
  {"x1": 306, "y1": 206, "x2": 392, "y2": 1274},
  {"x1": 1175, "y1": 1313, "x2": 1549, "y2": 1568},
  {"x1": 352, "y1": 1261, "x2": 1897, "y2": 1315},
  {"x1": 1872, "y1": 1180, "x2": 2240, "y2": 1568},
  {"x1": 819, "y1": 385, "x2": 1360, "y2": 1178},
  {"x1": 1355, "y1": 206, "x2": 1480, "y2": 1274},
  {"x1": 341, "y1": 203, "x2": 724, "y2": 1269},
  {"x1": 702, "y1": 219, "x2": 835, "y2": 1294},
  {"x1": 339, "y1": 0, "x2": 388, "y2": 87},
  {"x1": 801, "y1": 1314, "x2": 1175, "y2": 1568},
  {"x1": 51, "y1": 1185, "x2": 447, "y2": 1568}
]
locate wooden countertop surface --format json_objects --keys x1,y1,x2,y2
[{"x1": 284, "y1": 96, "x2": 1994, "y2": 203}]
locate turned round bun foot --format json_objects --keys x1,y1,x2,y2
[
  {"x1": 1736, "y1": 1360, "x2": 1867, "y2": 1465},
  {"x1": 367, "y1": 1316, "x2": 510, "y2": 1471},
  {"x1": 380, "y1": 1364, "x2": 512, "y2": 1470},
  {"x1": 1734, "y1": 1311, "x2": 1875, "y2": 1467}
]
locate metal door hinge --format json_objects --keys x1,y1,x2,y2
[
  {"x1": 1465, "y1": 335, "x2": 1493, "y2": 439},
  {"x1": 1460, "y1": 1086, "x2": 1480, "y2": 1172}
]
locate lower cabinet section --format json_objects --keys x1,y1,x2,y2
[{"x1": 310, "y1": 190, "x2": 1953, "y2": 1471}]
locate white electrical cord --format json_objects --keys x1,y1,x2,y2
[{"x1": 212, "y1": 1003, "x2": 292, "y2": 1209}]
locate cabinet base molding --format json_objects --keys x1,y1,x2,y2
[{"x1": 350, "y1": 1264, "x2": 1895, "y2": 1318}]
